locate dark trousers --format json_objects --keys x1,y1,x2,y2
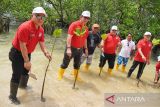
[
  {"x1": 61, "y1": 47, "x2": 83, "y2": 69},
  {"x1": 9, "y1": 47, "x2": 31, "y2": 84},
  {"x1": 127, "y1": 60, "x2": 146, "y2": 79},
  {"x1": 99, "y1": 53, "x2": 116, "y2": 69}
]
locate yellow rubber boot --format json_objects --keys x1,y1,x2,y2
[
  {"x1": 73, "y1": 69, "x2": 82, "y2": 81},
  {"x1": 99, "y1": 67, "x2": 103, "y2": 71},
  {"x1": 58, "y1": 68, "x2": 65, "y2": 80},
  {"x1": 107, "y1": 68, "x2": 113, "y2": 75},
  {"x1": 84, "y1": 64, "x2": 90, "y2": 71},
  {"x1": 121, "y1": 65, "x2": 126, "y2": 72},
  {"x1": 115, "y1": 64, "x2": 119, "y2": 71}
]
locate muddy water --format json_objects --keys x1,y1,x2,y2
[{"x1": 0, "y1": 29, "x2": 159, "y2": 107}]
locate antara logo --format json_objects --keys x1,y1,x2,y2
[
  {"x1": 105, "y1": 95, "x2": 115, "y2": 104},
  {"x1": 105, "y1": 95, "x2": 145, "y2": 104}
]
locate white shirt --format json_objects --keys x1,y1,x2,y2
[{"x1": 119, "y1": 39, "x2": 135, "y2": 58}]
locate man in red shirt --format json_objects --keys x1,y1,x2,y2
[
  {"x1": 127, "y1": 32, "x2": 152, "y2": 80},
  {"x1": 8, "y1": 7, "x2": 52, "y2": 105},
  {"x1": 99, "y1": 26, "x2": 121, "y2": 75},
  {"x1": 57, "y1": 11, "x2": 90, "y2": 81},
  {"x1": 154, "y1": 56, "x2": 160, "y2": 84}
]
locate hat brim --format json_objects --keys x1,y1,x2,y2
[
  {"x1": 93, "y1": 25, "x2": 100, "y2": 28},
  {"x1": 32, "y1": 12, "x2": 47, "y2": 17},
  {"x1": 111, "y1": 29, "x2": 117, "y2": 31},
  {"x1": 145, "y1": 35, "x2": 152, "y2": 36}
]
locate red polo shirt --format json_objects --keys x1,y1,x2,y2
[
  {"x1": 103, "y1": 33, "x2": 120, "y2": 54},
  {"x1": 134, "y1": 39, "x2": 152, "y2": 62},
  {"x1": 12, "y1": 20, "x2": 44, "y2": 54},
  {"x1": 156, "y1": 62, "x2": 160, "y2": 73},
  {"x1": 68, "y1": 20, "x2": 89, "y2": 48}
]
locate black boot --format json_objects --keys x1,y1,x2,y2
[
  {"x1": 19, "y1": 75, "x2": 29, "y2": 89},
  {"x1": 9, "y1": 82, "x2": 20, "y2": 105}
]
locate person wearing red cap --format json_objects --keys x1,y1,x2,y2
[
  {"x1": 57, "y1": 11, "x2": 90, "y2": 81},
  {"x1": 80, "y1": 24, "x2": 101, "y2": 71},
  {"x1": 99, "y1": 26, "x2": 121, "y2": 75},
  {"x1": 127, "y1": 32, "x2": 152, "y2": 80},
  {"x1": 8, "y1": 7, "x2": 51, "y2": 105}
]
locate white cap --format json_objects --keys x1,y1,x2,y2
[
  {"x1": 32, "y1": 7, "x2": 47, "y2": 17},
  {"x1": 144, "y1": 32, "x2": 152, "y2": 36},
  {"x1": 111, "y1": 25, "x2": 118, "y2": 30},
  {"x1": 81, "y1": 11, "x2": 90, "y2": 17},
  {"x1": 158, "y1": 56, "x2": 160, "y2": 61}
]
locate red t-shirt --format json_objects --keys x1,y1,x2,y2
[
  {"x1": 134, "y1": 39, "x2": 152, "y2": 62},
  {"x1": 12, "y1": 20, "x2": 44, "y2": 53},
  {"x1": 156, "y1": 62, "x2": 160, "y2": 73},
  {"x1": 103, "y1": 33, "x2": 120, "y2": 54},
  {"x1": 68, "y1": 20, "x2": 89, "y2": 48}
]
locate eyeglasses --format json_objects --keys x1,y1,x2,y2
[
  {"x1": 35, "y1": 14, "x2": 45, "y2": 20},
  {"x1": 84, "y1": 17, "x2": 90, "y2": 20},
  {"x1": 112, "y1": 30, "x2": 117, "y2": 32},
  {"x1": 94, "y1": 27, "x2": 99, "y2": 29},
  {"x1": 145, "y1": 35, "x2": 151, "y2": 37}
]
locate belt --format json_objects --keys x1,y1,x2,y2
[
  {"x1": 71, "y1": 47, "x2": 82, "y2": 50},
  {"x1": 11, "y1": 46, "x2": 21, "y2": 53},
  {"x1": 11, "y1": 46, "x2": 31, "y2": 55}
]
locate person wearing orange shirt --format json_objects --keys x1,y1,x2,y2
[
  {"x1": 127, "y1": 32, "x2": 152, "y2": 80},
  {"x1": 99, "y1": 26, "x2": 121, "y2": 75},
  {"x1": 57, "y1": 11, "x2": 90, "y2": 81},
  {"x1": 8, "y1": 7, "x2": 52, "y2": 105},
  {"x1": 154, "y1": 56, "x2": 160, "y2": 84}
]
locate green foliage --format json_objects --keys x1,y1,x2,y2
[
  {"x1": 1, "y1": 0, "x2": 160, "y2": 41},
  {"x1": 0, "y1": 0, "x2": 10, "y2": 14},
  {"x1": 101, "y1": 34, "x2": 108, "y2": 40},
  {"x1": 152, "y1": 38, "x2": 160, "y2": 46},
  {"x1": 9, "y1": 0, "x2": 34, "y2": 21},
  {"x1": 52, "y1": 29, "x2": 62, "y2": 38}
]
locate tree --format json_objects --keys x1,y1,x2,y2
[
  {"x1": 0, "y1": 0, "x2": 160, "y2": 42},
  {"x1": 0, "y1": 0, "x2": 10, "y2": 33},
  {"x1": 10, "y1": 0, "x2": 34, "y2": 22}
]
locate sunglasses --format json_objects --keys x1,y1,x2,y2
[
  {"x1": 35, "y1": 14, "x2": 45, "y2": 20},
  {"x1": 112, "y1": 30, "x2": 117, "y2": 32},
  {"x1": 84, "y1": 17, "x2": 90, "y2": 20},
  {"x1": 127, "y1": 42, "x2": 129, "y2": 46},
  {"x1": 94, "y1": 27, "x2": 99, "y2": 29},
  {"x1": 145, "y1": 35, "x2": 151, "y2": 37}
]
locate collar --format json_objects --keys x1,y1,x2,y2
[
  {"x1": 142, "y1": 38, "x2": 149, "y2": 43},
  {"x1": 30, "y1": 20, "x2": 40, "y2": 31},
  {"x1": 109, "y1": 33, "x2": 116, "y2": 37},
  {"x1": 77, "y1": 20, "x2": 85, "y2": 27},
  {"x1": 126, "y1": 39, "x2": 132, "y2": 42}
]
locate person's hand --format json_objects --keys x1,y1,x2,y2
[
  {"x1": 142, "y1": 55, "x2": 146, "y2": 62},
  {"x1": 66, "y1": 48, "x2": 72, "y2": 58},
  {"x1": 85, "y1": 48, "x2": 88, "y2": 57},
  {"x1": 101, "y1": 48, "x2": 104, "y2": 53},
  {"x1": 147, "y1": 60, "x2": 150, "y2": 65},
  {"x1": 130, "y1": 56, "x2": 133, "y2": 61},
  {"x1": 45, "y1": 52, "x2": 52, "y2": 61},
  {"x1": 24, "y1": 61, "x2": 31, "y2": 71}
]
